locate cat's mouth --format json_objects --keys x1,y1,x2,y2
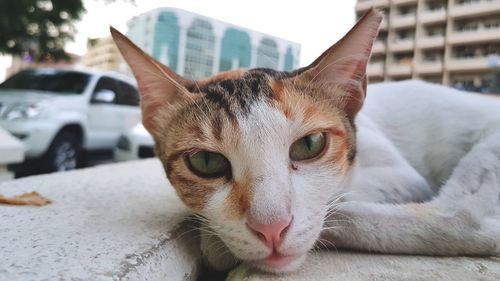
[{"x1": 251, "y1": 251, "x2": 302, "y2": 272}]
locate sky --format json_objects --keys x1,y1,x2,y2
[{"x1": 0, "y1": 0, "x2": 357, "y2": 81}]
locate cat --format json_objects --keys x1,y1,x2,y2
[{"x1": 111, "y1": 8, "x2": 500, "y2": 274}]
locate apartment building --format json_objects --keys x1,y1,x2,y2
[
  {"x1": 356, "y1": 0, "x2": 500, "y2": 93},
  {"x1": 127, "y1": 8, "x2": 300, "y2": 80},
  {"x1": 80, "y1": 36, "x2": 125, "y2": 72}
]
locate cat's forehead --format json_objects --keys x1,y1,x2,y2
[{"x1": 185, "y1": 68, "x2": 295, "y2": 117}]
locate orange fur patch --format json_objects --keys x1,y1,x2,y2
[
  {"x1": 271, "y1": 80, "x2": 284, "y2": 102},
  {"x1": 225, "y1": 172, "x2": 253, "y2": 220},
  {"x1": 331, "y1": 138, "x2": 348, "y2": 164}
]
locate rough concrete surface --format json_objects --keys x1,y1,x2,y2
[
  {"x1": 1, "y1": 159, "x2": 500, "y2": 281},
  {"x1": 0, "y1": 159, "x2": 200, "y2": 281},
  {"x1": 228, "y1": 252, "x2": 500, "y2": 281}
]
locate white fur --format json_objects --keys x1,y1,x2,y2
[
  {"x1": 202, "y1": 101, "x2": 345, "y2": 272},
  {"x1": 323, "y1": 80, "x2": 500, "y2": 256},
  {"x1": 201, "y1": 81, "x2": 500, "y2": 272}
]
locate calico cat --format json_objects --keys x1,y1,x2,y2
[{"x1": 111, "y1": 8, "x2": 500, "y2": 274}]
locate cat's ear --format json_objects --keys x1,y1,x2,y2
[
  {"x1": 110, "y1": 26, "x2": 193, "y2": 134},
  {"x1": 296, "y1": 8, "x2": 382, "y2": 119}
]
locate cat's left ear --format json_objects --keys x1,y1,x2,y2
[
  {"x1": 110, "y1": 26, "x2": 195, "y2": 135},
  {"x1": 295, "y1": 8, "x2": 382, "y2": 119}
]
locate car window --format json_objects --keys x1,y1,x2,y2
[
  {"x1": 92, "y1": 77, "x2": 139, "y2": 106},
  {"x1": 115, "y1": 81, "x2": 139, "y2": 106},
  {"x1": 0, "y1": 69, "x2": 90, "y2": 94},
  {"x1": 92, "y1": 76, "x2": 118, "y2": 103}
]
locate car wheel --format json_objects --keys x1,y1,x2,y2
[{"x1": 42, "y1": 132, "x2": 81, "y2": 173}]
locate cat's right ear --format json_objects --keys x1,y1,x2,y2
[
  {"x1": 293, "y1": 8, "x2": 382, "y2": 119},
  {"x1": 110, "y1": 26, "x2": 193, "y2": 134}
]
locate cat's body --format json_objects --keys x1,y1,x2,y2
[
  {"x1": 111, "y1": 8, "x2": 500, "y2": 275},
  {"x1": 361, "y1": 80, "x2": 500, "y2": 190},
  {"x1": 329, "y1": 81, "x2": 500, "y2": 255}
]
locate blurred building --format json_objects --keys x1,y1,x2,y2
[
  {"x1": 81, "y1": 36, "x2": 125, "y2": 72},
  {"x1": 5, "y1": 53, "x2": 79, "y2": 78},
  {"x1": 126, "y1": 8, "x2": 301, "y2": 80},
  {"x1": 356, "y1": 0, "x2": 500, "y2": 93}
]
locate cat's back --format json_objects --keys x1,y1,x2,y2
[{"x1": 361, "y1": 80, "x2": 500, "y2": 187}]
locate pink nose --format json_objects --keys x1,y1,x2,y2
[{"x1": 246, "y1": 216, "x2": 293, "y2": 249}]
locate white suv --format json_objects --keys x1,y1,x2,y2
[{"x1": 0, "y1": 68, "x2": 141, "y2": 173}]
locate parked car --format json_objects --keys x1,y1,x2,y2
[
  {"x1": 114, "y1": 123, "x2": 155, "y2": 162},
  {"x1": 0, "y1": 68, "x2": 141, "y2": 173}
]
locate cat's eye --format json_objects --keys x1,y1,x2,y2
[
  {"x1": 186, "y1": 151, "x2": 231, "y2": 178},
  {"x1": 290, "y1": 132, "x2": 326, "y2": 161}
]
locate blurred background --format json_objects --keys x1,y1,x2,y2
[{"x1": 0, "y1": 0, "x2": 499, "y2": 181}]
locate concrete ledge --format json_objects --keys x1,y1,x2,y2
[
  {"x1": 0, "y1": 127, "x2": 24, "y2": 181},
  {"x1": 228, "y1": 252, "x2": 500, "y2": 281},
  {"x1": 2, "y1": 159, "x2": 500, "y2": 280},
  {"x1": 0, "y1": 159, "x2": 200, "y2": 281}
]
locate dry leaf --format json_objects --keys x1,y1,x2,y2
[{"x1": 0, "y1": 191, "x2": 52, "y2": 206}]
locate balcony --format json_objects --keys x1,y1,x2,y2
[
  {"x1": 415, "y1": 61, "x2": 444, "y2": 74},
  {"x1": 449, "y1": 0, "x2": 500, "y2": 18},
  {"x1": 380, "y1": 17, "x2": 389, "y2": 30},
  {"x1": 446, "y1": 56, "x2": 491, "y2": 71},
  {"x1": 448, "y1": 27, "x2": 500, "y2": 44},
  {"x1": 386, "y1": 63, "x2": 413, "y2": 76},
  {"x1": 367, "y1": 62, "x2": 385, "y2": 77},
  {"x1": 416, "y1": 35, "x2": 445, "y2": 49},
  {"x1": 372, "y1": 41, "x2": 387, "y2": 54},
  {"x1": 355, "y1": 0, "x2": 390, "y2": 11},
  {"x1": 419, "y1": 9, "x2": 447, "y2": 24},
  {"x1": 392, "y1": 0, "x2": 417, "y2": 4},
  {"x1": 390, "y1": 14, "x2": 417, "y2": 28},
  {"x1": 388, "y1": 39, "x2": 414, "y2": 52}
]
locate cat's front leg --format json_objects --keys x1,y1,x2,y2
[
  {"x1": 321, "y1": 200, "x2": 497, "y2": 255},
  {"x1": 321, "y1": 131, "x2": 500, "y2": 256}
]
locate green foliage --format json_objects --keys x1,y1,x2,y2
[{"x1": 0, "y1": 0, "x2": 85, "y2": 62}]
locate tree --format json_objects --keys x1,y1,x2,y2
[{"x1": 0, "y1": 0, "x2": 85, "y2": 62}]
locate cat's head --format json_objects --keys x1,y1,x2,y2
[{"x1": 112, "y1": 9, "x2": 381, "y2": 273}]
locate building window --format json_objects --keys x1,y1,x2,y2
[
  {"x1": 425, "y1": 24, "x2": 445, "y2": 37},
  {"x1": 426, "y1": 0, "x2": 447, "y2": 11},
  {"x1": 153, "y1": 11, "x2": 180, "y2": 71},
  {"x1": 395, "y1": 29, "x2": 415, "y2": 42},
  {"x1": 220, "y1": 28, "x2": 251, "y2": 72},
  {"x1": 184, "y1": 18, "x2": 215, "y2": 79},
  {"x1": 284, "y1": 46, "x2": 294, "y2": 71},
  {"x1": 256, "y1": 38, "x2": 279, "y2": 69},
  {"x1": 394, "y1": 52, "x2": 414, "y2": 64},
  {"x1": 423, "y1": 50, "x2": 444, "y2": 62}
]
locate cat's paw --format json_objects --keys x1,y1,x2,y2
[
  {"x1": 200, "y1": 228, "x2": 239, "y2": 271},
  {"x1": 411, "y1": 208, "x2": 497, "y2": 255}
]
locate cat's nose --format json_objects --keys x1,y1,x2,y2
[{"x1": 246, "y1": 216, "x2": 293, "y2": 249}]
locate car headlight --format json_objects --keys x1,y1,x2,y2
[{"x1": 3, "y1": 103, "x2": 42, "y2": 121}]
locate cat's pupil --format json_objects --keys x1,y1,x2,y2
[
  {"x1": 289, "y1": 132, "x2": 326, "y2": 161},
  {"x1": 305, "y1": 136, "x2": 313, "y2": 151},
  {"x1": 186, "y1": 151, "x2": 231, "y2": 179},
  {"x1": 203, "y1": 152, "x2": 210, "y2": 166}
]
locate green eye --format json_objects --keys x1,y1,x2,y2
[
  {"x1": 290, "y1": 132, "x2": 326, "y2": 161},
  {"x1": 186, "y1": 151, "x2": 231, "y2": 178}
]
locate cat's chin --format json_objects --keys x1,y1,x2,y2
[{"x1": 249, "y1": 253, "x2": 306, "y2": 274}]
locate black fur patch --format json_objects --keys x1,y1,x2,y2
[{"x1": 187, "y1": 70, "x2": 282, "y2": 118}]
